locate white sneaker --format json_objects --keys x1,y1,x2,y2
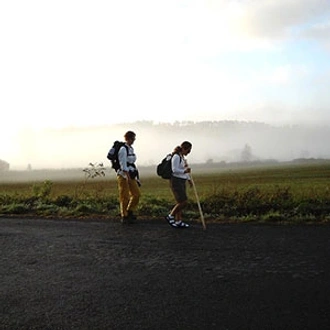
[
  {"x1": 165, "y1": 215, "x2": 177, "y2": 227},
  {"x1": 174, "y1": 221, "x2": 189, "y2": 228}
]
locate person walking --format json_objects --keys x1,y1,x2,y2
[
  {"x1": 117, "y1": 131, "x2": 141, "y2": 224},
  {"x1": 165, "y1": 141, "x2": 193, "y2": 228}
]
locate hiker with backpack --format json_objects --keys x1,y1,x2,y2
[
  {"x1": 165, "y1": 141, "x2": 193, "y2": 228},
  {"x1": 109, "y1": 131, "x2": 141, "y2": 224}
]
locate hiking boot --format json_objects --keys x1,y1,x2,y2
[
  {"x1": 165, "y1": 215, "x2": 177, "y2": 228},
  {"x1": 121, "y1": 216, "x2": 131, "y2": 225},
  {"x1": 127, "y1": 210, "x2": 137, "y2": 221}
]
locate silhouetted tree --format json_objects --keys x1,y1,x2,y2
[{"x1": 241, "y1": 144, "x2": 252, "y2": 162}]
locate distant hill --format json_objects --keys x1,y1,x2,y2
[{"x1": 7, "y1": 120, "x2": 330, "y2": 170}]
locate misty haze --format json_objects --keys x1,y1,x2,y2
[{"x1": 3, "y1": 121, "x2": 330, "y2": 171}]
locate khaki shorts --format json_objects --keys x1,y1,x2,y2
[{"x1": 170, "y1": 176, "x2": 187, "y2": 203}]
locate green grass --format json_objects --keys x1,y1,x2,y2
[{"x1": 1, "y1": 162, "x2": 330, "y2": 223}]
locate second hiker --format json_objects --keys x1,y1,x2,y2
[{"x1": 165, "y1": 141, "x2": 193, "y2": 228}]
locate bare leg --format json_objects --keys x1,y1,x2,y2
[{"x1": 170, "y1": 200, "x2": 187, "y2": 220}]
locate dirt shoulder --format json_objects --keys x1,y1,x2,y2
[{"x1": 1, "y1": 217, "x2": 330, "y2": 330}]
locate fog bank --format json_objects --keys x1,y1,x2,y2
[{"x1": 4, "y1": 121, "x2": 330, "y2": 170}]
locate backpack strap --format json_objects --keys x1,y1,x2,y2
[{"x1": 122, "y1": 145, "x2": 139, "y2": 179}]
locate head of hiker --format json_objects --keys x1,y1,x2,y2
[
  {"x1": 181, "y1": 141, "x2": 192, "y2": 158},
  {"x1": 124, "y1": 131, "x2": 136, "y2": 146}
]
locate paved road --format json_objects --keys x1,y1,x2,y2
[{"x1": 1, "y1": 217, "x2": 330, "y2": 330}]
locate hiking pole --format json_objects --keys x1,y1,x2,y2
[{"x1": 190, "y1": 174, "x2": 206, "y2": 230}]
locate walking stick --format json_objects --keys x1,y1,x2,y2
[{"x1": 190, "y1": 174, "x2": 206, "y2": 230}]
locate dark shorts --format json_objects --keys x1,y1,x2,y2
[{"x1": 170, "y1": 176, "x2": 187, "y2": 203}]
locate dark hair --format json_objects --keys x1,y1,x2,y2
[
  {"x1": 181, "y1": 141, "x2": 192, "y2": 150},
  {"x1": 124, "y1": 131, "x2": 136, "y2": 140},
  {"x1": 173, "y1": 141, "x2": 192, "y2": 154}
]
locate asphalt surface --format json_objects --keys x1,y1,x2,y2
[{"x1": 1, "y1": 217, "x2": 330, "y2": 330}]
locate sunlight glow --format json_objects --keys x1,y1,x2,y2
[{"x1": 1, "y1": 0, "x2": 330, "y2": 169}]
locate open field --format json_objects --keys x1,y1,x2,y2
[{"x1": 1, "y1": 160, "x2": 330, "y2": 222}]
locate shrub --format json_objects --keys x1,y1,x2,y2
[
  {"x1": 2, "y1": 203, "x2": 30, "y2": 214},
  {"x1": 54, "y1": 195, "x2": 73, "y2": 207},
  {"x1": 31, "y1": 180, "x2": 53, "y2": 201}
]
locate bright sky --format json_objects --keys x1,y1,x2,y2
[{"x1": 1, "y1": 0, "x2": 330, "y2": 168}]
